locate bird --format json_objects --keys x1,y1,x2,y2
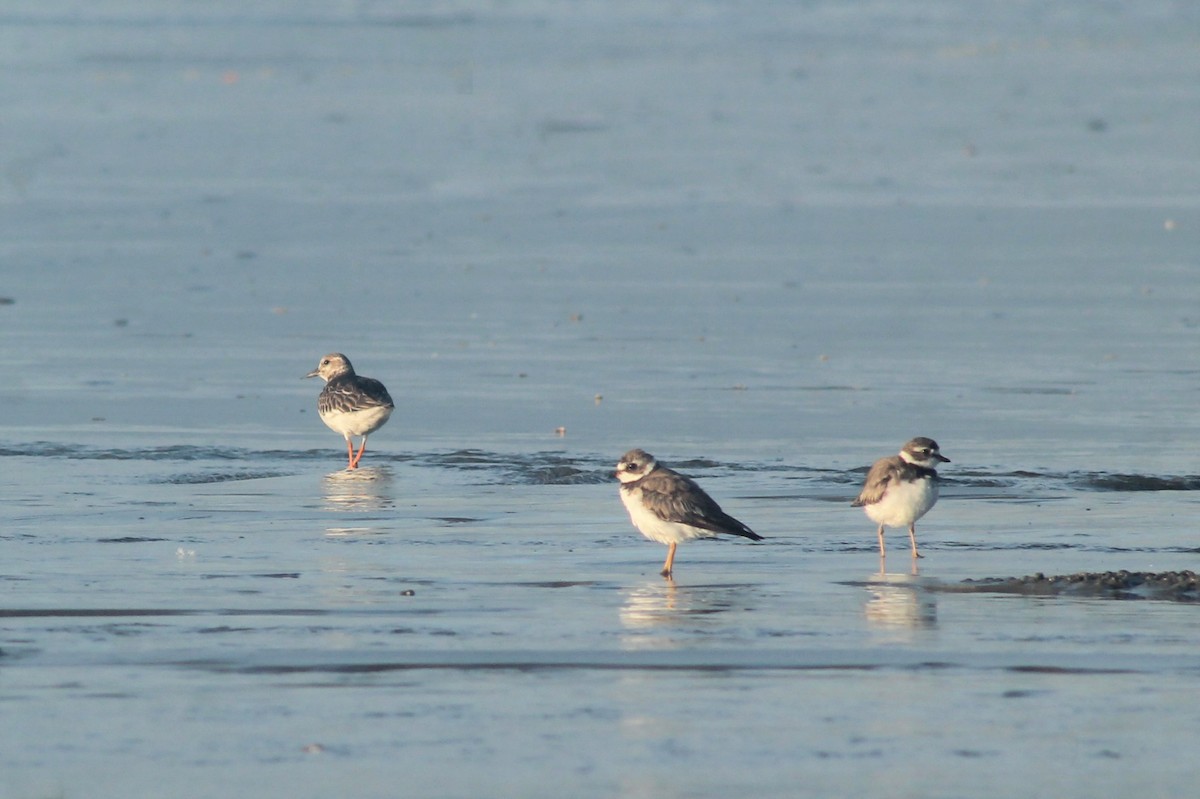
[
  {"x1": 615, "y1": 448, "x2": 763, "y2": 578},
  {"x1": 305, "y1": 353, "x2": 394, "y2": 470},
  {"x1": 852, "y1": 437, "x2": 950, "y2": 559}
]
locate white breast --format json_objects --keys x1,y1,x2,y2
[
  {"x1": 319, "y1": 405, "x2": 393, "y2": 438},
  {"x1": 862, "y1": 476, "x2": 939, "y2": 528},
  {"x1": 620, "y1": 487, "x2": 716, "y2": 545}
]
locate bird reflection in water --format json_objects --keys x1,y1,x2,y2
[
  {"x1": 620, "y1": 580, "x2": 682, "y2": 631},
  {"x1": 864, "y1": 568, "x2": 937, "y2": 637},
  {"x1": 321, "y1": 465, "x2": 395, "y2": 513},
  {"x1": 619, "y1": 579, "x2": 753, "y2": 649}
]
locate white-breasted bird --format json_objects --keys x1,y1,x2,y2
[
  {"x1": 852, "y1": 437, "x2": 950, "y2": 559},
  {"x1": 615, "y1": 448, "x2": 763, "y2": 578},
  {"x1": 305, "y1": 353, "x2": 394, "y2": 470}
]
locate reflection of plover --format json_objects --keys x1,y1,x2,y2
[
  {"x1": 615, "y1": 449, "x2": 763, "y2": 578},
  {"x1": 305, "y1": 353, "x2": 394, "y2": 470},
  {"x1": 852, "y1": 437, "x2": 950, "y2": 559}
]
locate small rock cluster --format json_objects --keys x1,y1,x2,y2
[{"x1": 957, "y1": 571, "x2": 1199, "y2": 601}]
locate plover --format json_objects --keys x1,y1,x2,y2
[
  {"x1": 615, "y1": 448, "x2": 763, "y2": 578},
  {"x1": 852, "y1": 437, "x2": 950, "y2": 559},
  {"x1": 305, "y1": 353, "x2": 394, "y2": 470}
]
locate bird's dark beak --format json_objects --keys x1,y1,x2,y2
[
  {"x1": 304, "y1": 369, "x2": 319, "y2": 379},
  {"x1": 937, "y1": 454, "x2": 951, "y2": 463}
]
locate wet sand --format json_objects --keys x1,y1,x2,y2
[
  {"x1": 3, "y1": 445, "x2": 1199, "y2": 797},
  {"x1": 2, "y1": 2, "x2": 1200, "y2": 798}
]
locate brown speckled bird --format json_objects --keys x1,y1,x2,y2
[{"x1": 305, "y1": 353, "x2": 394, "y2": 469}]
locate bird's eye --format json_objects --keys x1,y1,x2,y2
[{"x1": 626, "y1": 463, "x2": 638, "y2": 470}]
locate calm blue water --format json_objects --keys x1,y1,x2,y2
[{"x1": 2, "y1": 2, "x2": 1199, "y2": 797}]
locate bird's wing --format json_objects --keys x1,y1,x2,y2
[
  {"x1": 852, "y1": 456, "x2": 900, "y2": 506},
  {"x1": 354, "y1": 377, "x2": 394, "y2": 407},
  {"x1": 640, "y1": 469, "x2": 763, "y2": 541},
  {"x1": 319, "y1": 377, "x2": 394, "y2": 414}
]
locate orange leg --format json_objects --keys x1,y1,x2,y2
[
  {"x1": 349, "y1": 436, "x2": 369, "y2": 469},
  {"x1": 660, "y1": 542, "x2": 677, "y2": 578},
  {"x1": 345, "y1": 436, "x2": 367, "y2": 467},
  {"x1": 344, "y1": 438, "x2": 356, "y2": 469},
  {"x1": 908, "y1": 524, "x2": 922, "y2": 559}
]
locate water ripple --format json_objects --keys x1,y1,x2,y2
[
  {"x1": 2, "y1": 442, "x2": 1197, "y2": 493},
  {"x1": 428, "y1": 449, "x2": 610, "y2": 485},
  {"x1": 1072, "y1": 473, "x2": 1200, "y2": 492},
  {"x1": 155, "y1": 470, "x2": 292, "y2": 484}
]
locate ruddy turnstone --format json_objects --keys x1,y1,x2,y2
[
  {"x1": 615, "y1": 448, "x2": 763, "y2": 578},
  {"x1": 852, "y1": 437, "x2": 950, "y2": 559},
  {"x1": 305, "y1": 353, "x2": 394, "y2": 470}
]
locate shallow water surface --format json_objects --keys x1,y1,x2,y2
[
  {"x1": 3, "y1": 444, "x2": 1198, "y2": 797},
  {"x1": 2, "y1": 2, "x2": 1199, "y2": 798}
]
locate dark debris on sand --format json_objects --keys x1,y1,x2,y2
[{"x1": 951, "y1": 571, "x2": 1199, "y2": 602}]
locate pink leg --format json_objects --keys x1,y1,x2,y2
[{"x1": 908, "y1": 524, "x2": 922, "y2": 559}]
